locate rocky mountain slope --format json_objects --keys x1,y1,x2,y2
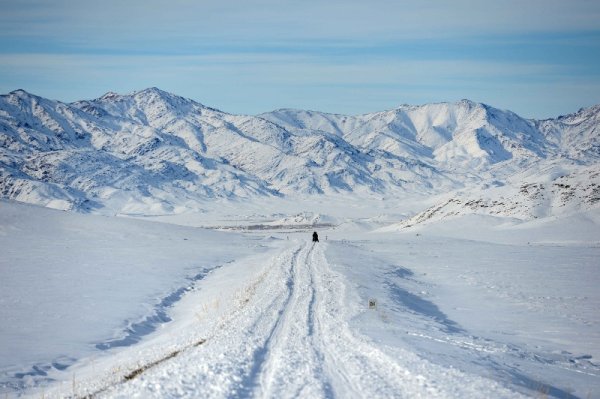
[{"x1": 0, "y1": 88, "x2": 598, "y2": 217}]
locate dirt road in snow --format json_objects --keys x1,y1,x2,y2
[{"x1": 96, "y1": 241, "x2": 522, "y2": 398}]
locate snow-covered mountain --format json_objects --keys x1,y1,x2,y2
[
  {"x1": 1, "y1": 88, "x2": 598, "y2": 217},
  {"x1": 262, "y1": 100, "x2": 552, "y2": 171},
  {"x1": 535, "y1": 104, "x2": 600, "y2": 161}
]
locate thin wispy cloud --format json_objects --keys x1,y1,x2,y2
[{"x1": 1, "y1": 0, "x2": 599, "y2": 117}]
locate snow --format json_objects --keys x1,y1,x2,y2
[
  {"x1": 1, "y1": 199, "x2": 599, "y2": 398},
  {"x1": 1, "y1": 88, "x2": 599, "y2": 397},
  {"x1": 348, "y1": 225, "x2": 600, "y2": 398},
  {"x1": 0, "y1": 200, "x2": 264, "y2": 393}
]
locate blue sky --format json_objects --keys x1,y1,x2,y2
[{"x1": 1, "y1": 0, "x2": 599, "y2": 118}]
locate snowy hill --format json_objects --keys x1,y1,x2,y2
[
  {"x1": 1, "y1": 88, "x2": 598, "y2": 217},
  {"x1": 378, "y1": 163, "x2": 600, "y2": 231}
]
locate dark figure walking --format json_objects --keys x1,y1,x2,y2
[{"x1": 312, "y1": 231, "x2": 319, "y2": 242}]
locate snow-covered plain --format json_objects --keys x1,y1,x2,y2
[
  {"x1": 0, "y1": 200, "x2": 267, "y2": 395},
  {"x1": 1, "y1": 198, "x2": 599, "y2": 398}
]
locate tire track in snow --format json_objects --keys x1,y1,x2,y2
[
  {"x1": 308, "y1": 244, "x2": 434, "y2": 398},
  {"x1": 306, "y1": 243, "x2": 527, "y2": 399},
  {"x1": 94, "y1": 243, "x2": 305, "y2": 399},
  {"x1": 234, "y1": 243, "x2": 304, "y2": 396},
  {"x1": 250, "y1": 242, "x2": 334, "y2": 398},
  {"x1": 93, "y1": 240, "x2": 526, "y2": 399},
  {"x1": 250, "y1": 241, "x2": 427, "y2": 398}
]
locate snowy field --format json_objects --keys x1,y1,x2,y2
[{"x1": 1, "y1": 198, "x2": 599, "y2": 398}]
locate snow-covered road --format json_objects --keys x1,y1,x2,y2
[
  {"x1": 240, "y1": 242, "x2": 410, "y2": 398},
  {"x1": 93, "y1": 241, "x2": 523, "y2": 399}
]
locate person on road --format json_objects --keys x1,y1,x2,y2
[{"x1": 312, "y1": 231, "x2": 319, "y2": 242}]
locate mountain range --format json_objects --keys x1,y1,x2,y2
[{"x1": 0, "y1": 88, "x2": 598, "y2": 219}]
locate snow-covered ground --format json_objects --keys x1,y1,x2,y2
[
  {"x1": 1, "y1": 198, "x2": 599, "y2": 398},
  {"x1": 0, "y1": 200, "x2": 267, "y2": 395}
]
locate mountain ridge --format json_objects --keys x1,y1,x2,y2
[{"x1": 1, "y1": 88, "x2": 598, "y2": 216}]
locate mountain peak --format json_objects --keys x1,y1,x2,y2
[
  {"x1": 576, "y1": 104, "x2": 600, "y2": 117},
  {"x1": 7, "y1": 89, "x2": 40, "y2": 101},
  {"x1": 394, "y1": 99, "x2": 486, "y2": 113},
  {"x1": 133, "y1": 87, "x2": 172, "y2": 97},
  {"x1": 127, "y1": 87, "x2": 221, "y2": 113},
  {"x1": 100, "y1": 91, "x2": 120, "y2": 100},
  {"x1": 97, "y1": 87, "x2": 181, "y2": 104},
  {"x1": 9, "y1": 89, "x2": 31, "y2": 96},
  {"x1": 455, "y1": 99, "x2": 490, "y2": 112}
]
